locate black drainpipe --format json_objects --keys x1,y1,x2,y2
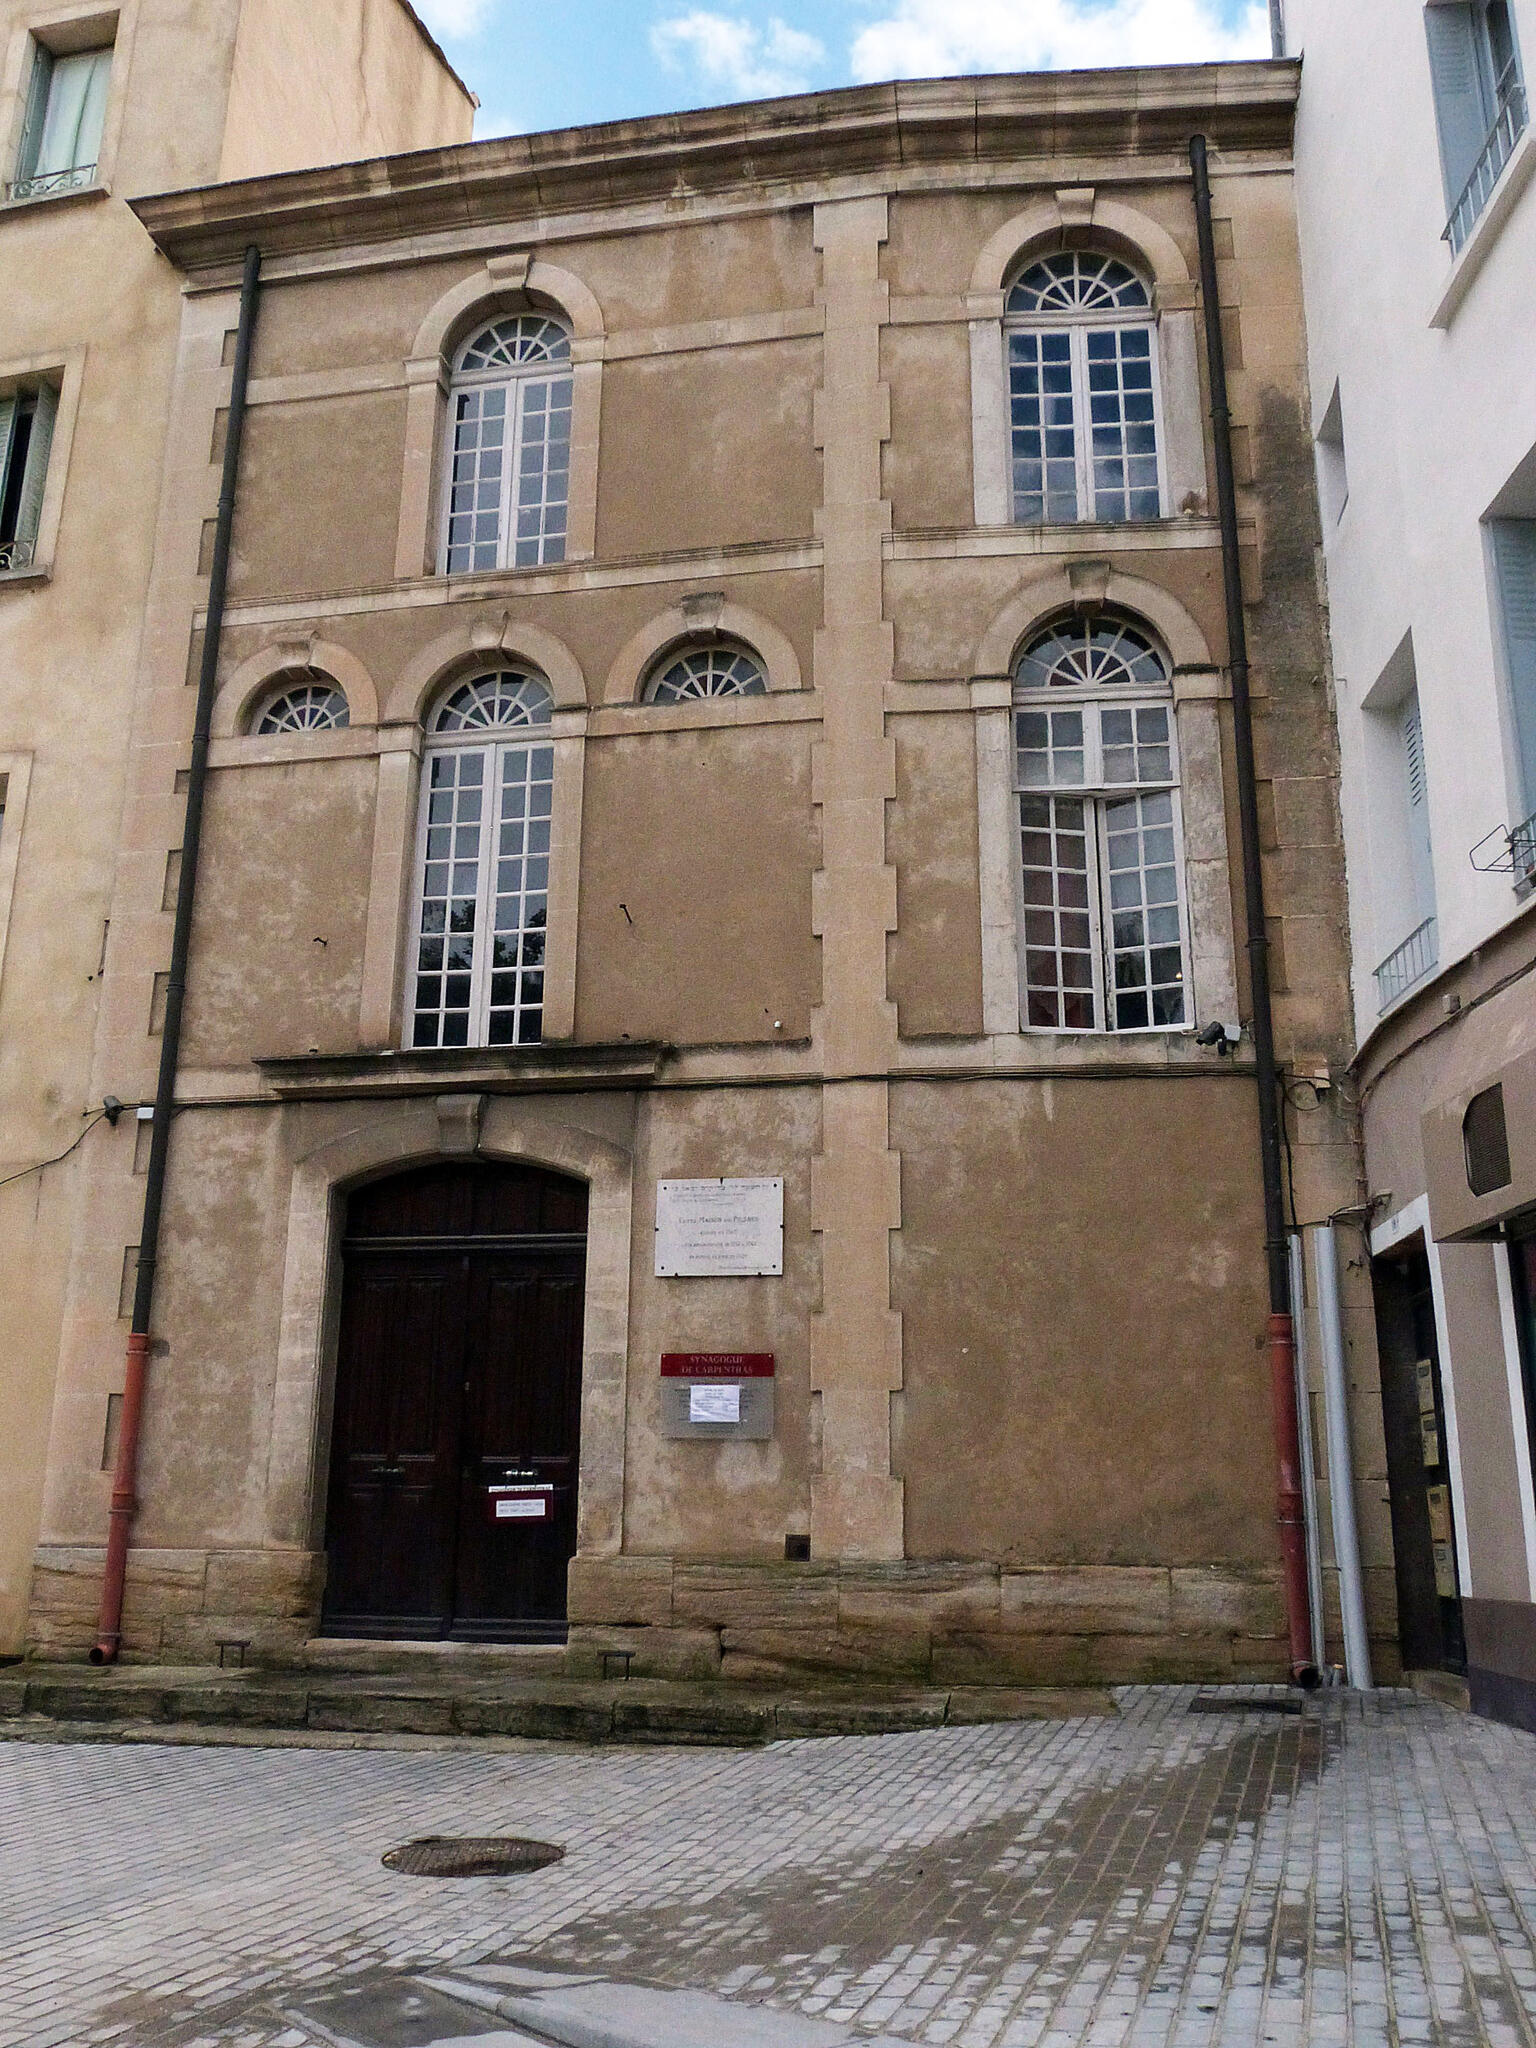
[
  {"x1": 1188, "y1": 139, "x2": 1318, "y2": 1686},
  {"x1": 94, "y1": 244, "x2": 263, "y2": 1663}
]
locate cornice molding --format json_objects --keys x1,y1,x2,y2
[{"x1": 133, "y1": 63, "x2": 1300, "y2": 273}]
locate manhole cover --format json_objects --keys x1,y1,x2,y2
[{"x1": 382, "y1": 1835, "x2": 565, "y2": 1878}]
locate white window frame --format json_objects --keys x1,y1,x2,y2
[
  {"x1": 437, "y1": 317, "x2": 574, "y2": 576},
  {"x1": 10, "y1": 33, "x2": 111, "y2": 200},
  {"x1": 407, "y1": 680, "x2": 556, "y2": 1052},
  {"x1": 1003, "y1": 260, "x2": 1169, "y2": 527},
  {"x1": 1012, "y1": 681, "x2": 1194, "y2": 1037}
]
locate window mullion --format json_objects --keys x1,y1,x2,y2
[
  {"x1": 499, "y1": 376, "x2": 524, "y2": 572},
  {"x1": 1071, "y1": 326, "x2": 1092, "y2": 521},
  {"x1": 1089, "y1": 796, "x2": 1111, "y2": 1033},
  {"x1": 469, "y1": 743, "x2": 502, "y2": 1041}
]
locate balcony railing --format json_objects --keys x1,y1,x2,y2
[
  {"x1": 1512, "y1": 811, "x2": 1536, "y2": 888},
  {"x1": 1445, "y1": 82, "x2": 1529, "y2": 254},
  {"x1": 1375, "y1": 915, "x2": 1439, "y2": 1014},
  {"x1": 0, "y1": 536, "x2": 35, "y2": 573},
  {"x1": 5, "y1": 161, "x2": 97, "y2": 204}
]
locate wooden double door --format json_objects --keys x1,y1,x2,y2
[{"x1": 322, "y1": 1162, "x2": 587, "y2": 1642}]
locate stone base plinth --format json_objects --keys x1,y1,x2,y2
[{"x1": 28, "y1": 1546, "x2": 1342, "y2": 1686}]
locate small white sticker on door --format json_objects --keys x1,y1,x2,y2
[{"x1": 495, "y1": 1498, "x2": 548, "y2": 1520}]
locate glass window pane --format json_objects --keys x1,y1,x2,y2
[{"x1": 1017, "y1": 794, "x2": 1098, "y2": 1031}]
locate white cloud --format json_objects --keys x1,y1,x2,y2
[
  {"x1": 651, "y1": 12, "x2": 827, "y2": 98},
  {"x1": 413, "y1": 0, "x2": 499, "y2": 39},
  {"x1": 850, "y1": 0, "x2": 1269, "y2": 79}
]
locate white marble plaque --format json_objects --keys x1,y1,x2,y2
[{"x1": 655, "y1": 1177, "x2": 784, "y2": 1277}]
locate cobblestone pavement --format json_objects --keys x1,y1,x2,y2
[{"x1": 3, "y1": 1688, "x2": 1536, "y2": 2048}]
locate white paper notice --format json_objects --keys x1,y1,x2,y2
[
  {"x1": 655, "y1": 1177, "x2": 784, "y2": 1276},
  {"x1": 689, "y1": 1383, "x2": 741, "y2": 1425}
]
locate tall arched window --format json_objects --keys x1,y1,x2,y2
[
  {"x1": 1005, "y1": 251, "x2": 1164, "y2": 526},
  {"x1": 1013, "y1": 614, "x2": 1189, "y2": 1033},
  {"x1": 441, "y1": 316, "x2": 573, "y2": 575},
  {"x1": 410, "y1": 670, "x2": 555, "y2": 1049}
]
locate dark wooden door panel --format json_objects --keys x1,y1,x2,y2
[
  {"x1": 323, "y1": 1257, "x2": 464, "y2": 1634},
  {"x1": 454, "y1": 1255, "x2": 585, "y2": 1636},
  {"x1": 323, "y1": 1163, "x2": 587, "y2": 1642}
]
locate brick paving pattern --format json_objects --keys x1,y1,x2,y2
[{"x1": 2, "y1": 1688, "x2": 1535, "y2": 2046}]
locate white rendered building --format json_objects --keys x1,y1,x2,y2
[{"x1": 1289, "y1": 0, "x2": 1536, "y2": 1726}]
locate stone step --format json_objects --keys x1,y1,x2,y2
[
  {"x1": 302, "y1": 1636, "x2": 570, "y2": 1678},
  {"x1": 0, "y1": 1664, "x2": 1113, "y2": 1746}
]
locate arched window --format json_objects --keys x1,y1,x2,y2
[
  {"x1": 644, "y1": 640, "x2": 768, "y2": 704},
  {"x1": 1004, "y1": 250, "x2": 1164, "y2": 526},
  {"x1": 1013, "y1": 614, "x2": 1189, "y2": 1034},
  {"x1": 410, "y1": 668, "x2": 555, "y2": 1050},
  {"x1": 253, "y1": 678, "x2": 350, "y2": 734},
  {"x1": 441, "y1": 315, "x2": 573, "y2": 575}
]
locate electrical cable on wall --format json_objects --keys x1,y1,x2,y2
[{"x1": 0, "y1": 1104, "x2": 118, "y2": 1193}]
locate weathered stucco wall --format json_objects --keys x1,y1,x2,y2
[
  {"x1": 892, "y1": 1076, "x2": 1275, "y2": 1563},
  {"x1": 219, "y1": 0, "x2": 474, "y2": 182},
  {"x1": 575, "y1": 726, "x2": 820, "y2": 1048}
]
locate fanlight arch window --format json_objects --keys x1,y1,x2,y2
[
  {"x1": 441, "y1": 314, "x2": 573, "y2": 576},
  {"x1": 410, "y1": 668, "x2": 555, "y2": 1051},
  {"x1": 1012, "y1": 614, "x2": 1190, "y2": 1035},
  {"x1": 1004, "y1": 249, "x2": 1164, "y2": 526},
  {"x1": 253, "y1": 678, "x2": 350, "y2": 734},
  {"x1": 644, "y1": 640, "x2": 768, "y2": 704}
]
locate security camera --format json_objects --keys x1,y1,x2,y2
[
  {"x1": 1195, "y1": 1021, "x2": 1242, "y2": 1054},
  {"x1": 101, "y1": 1096, "x2": 125, "y2": 1125}
]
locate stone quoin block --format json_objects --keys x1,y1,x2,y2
[
  {"x1": 673, "y1": 1564, "x2": 840, "y2": 1632},
  {"x1": 1169, "y1": 1567, "x2": 1286, "y2": 1637},
  {"x1": 201, "y1": 1550, "x2": 326, "y2": 1619},
  {"x1": 566, "y1": 1555, "x2": 675, "y2": 1628},
  {"x1": 999, "y1": 1566, "x2": 1173, "y2": 1636}
]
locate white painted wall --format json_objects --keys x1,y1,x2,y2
[{"x1": 1289, "y1": 0, "x2": 1536, "y2": 1037}]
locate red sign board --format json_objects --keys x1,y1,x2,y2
[{"x1": 661, "y1": 1352, "x2": 776, "y2": 1379}]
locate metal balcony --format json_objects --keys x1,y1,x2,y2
[
  {"x1": 1445, "y1": 82, "x2": 1529, "y2": 254},
  {"x1": 1374, "y1": 915, "x2": 1439, "y2": 1014},
  {"x1": 6, "y1": 161, "x2": 97, "y2": 204}
]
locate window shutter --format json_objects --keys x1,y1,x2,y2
[
  {"x1": 1492, "y1": 519, "x2": 1536, "y2": 818},
  {"x1": 1425, "y1": 4, "x2": 1491, "y2": 206},
  {"x1": 14, "y1": 382, "x2": 58, "y2": 562},
  {"x1": 1401, "y1": 695, "x2": 1436, "y2": 921},
  {"x1": 14, "y1": 43, "x2": 52, "y2": 185},
  {"x1": 0, "y1": 397, "x2": 16, "y2": 496}
]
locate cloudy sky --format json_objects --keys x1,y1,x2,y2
[{"x1": 411, "y1": 0, "x2": 1272, "y2": 138}]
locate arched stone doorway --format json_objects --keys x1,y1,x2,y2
[{"x1": 321, "y1": 1159, "x2": 588, "y2": 1642}]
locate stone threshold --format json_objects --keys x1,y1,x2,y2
[{"x1": 0, "y1": 1665, "x2": 1115, "y2": 1747}]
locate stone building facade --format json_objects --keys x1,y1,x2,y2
[
  {"x1": 0, "y1": 0, "x2": 472, "y2": 1655},
  {"x1": 23, "y1": 62, "x2": 1390, "y2": 1684}
]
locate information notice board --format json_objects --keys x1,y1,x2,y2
[{"x1": 660, "y1": 1352, "x2": 775, "y2": 1439}]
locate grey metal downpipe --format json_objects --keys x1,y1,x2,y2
[
  {"x1": 1313, "y1": 1223, "x2": 1374, "y2": 1687},
  {"x1": 93, "y1": 244, "x2": 263, "y2": 1663},
  {"x1": 1189, "y1": 136, "x2": 1318, "y2": 1685}
]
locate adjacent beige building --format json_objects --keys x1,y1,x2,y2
[
  {"x1": 0, "y1": 0, "x2": 473, "y2": 1655},
  {"x1": 13, "y1": 54, "x2": 1395, "y2": 1684}
]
